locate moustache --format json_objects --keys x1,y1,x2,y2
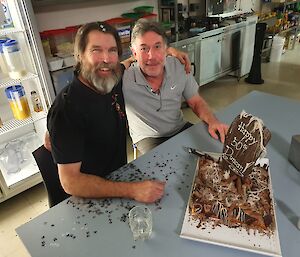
[{"x1": 93, "y1": 63, "x2": 118, "y2": 72}]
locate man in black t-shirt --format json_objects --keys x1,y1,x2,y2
[{"x1": 47, "y1": 22, "x2": 165, "y2": 203}]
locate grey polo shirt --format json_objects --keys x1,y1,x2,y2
[{"x1": 123, "y1": 56, "x2": 198, "y2": 143}]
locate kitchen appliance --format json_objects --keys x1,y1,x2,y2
[
  {"x1": 0, "y1": 0, "x2": 55, "y2": 203},
  {"x1": 207, "y1": 0, "x2": 224, "y2": 16}
]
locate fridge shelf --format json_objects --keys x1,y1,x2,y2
[
  {"x1": 0, "y1": 112, "x2": 47, "y2": 136},
  {"x1": 0, "y1": 73, "x2": 39, "y2": 89},
  {"x1": 0, "y1": 28, "x2": 25, "y2": 36},
  {"x1": 0, "y1": 132, "x2": 42, "y2": 188}
]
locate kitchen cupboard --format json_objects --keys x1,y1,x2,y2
[
  {"x1": 170, "y1": 36, "x2": 201, "y2": 83},
  {"x1": 199, "y1": 32, "x2": 222, "y2": 85},
  {"x1": 221, "y1": 26, "x2": 243, "y2": 73},
  {"x1": 198, "y1": 22, "x2": 247, "y2": 86},
  {"x1": 171, "y1": 16, "x2": 257, "y2": 86}
]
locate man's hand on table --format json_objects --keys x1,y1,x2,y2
[
  {"x1": 131, "y1": 180, "x2": 165, "y2": 203},
  {"x1": 207, "y1": 120, "x2": 229, "y2": 144}
]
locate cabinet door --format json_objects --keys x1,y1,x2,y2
[
  {"x1": 177, "y1": 43, "x2": 196, "y2": 75},
  {"x1": 240, "y1": 20, "x2": 256, "y2": 77},
  {"x1": 199, "y1": 34, "x2": 222, "y2": 86},
  {"x1": 221, "y1": 28, "x2": 242, "y2": 73},
  {"x1": 170, "y1": 38, "x2": 200, "y2": 84}
]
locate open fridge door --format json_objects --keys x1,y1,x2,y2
[{"x1": 0, "y1": 0, "x2": 55, "y2": 202}]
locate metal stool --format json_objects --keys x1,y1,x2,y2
[{"x1": 133, "y1": 143, "x2": 138, "y2": 160}]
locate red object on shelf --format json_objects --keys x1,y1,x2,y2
[
  {"x1": 141, "y1": 13, "x2": 158, "y2": 22},
  {"x1": 105, "y1": 17, "x2": 133, "y2": 25},
  {"x1": 105, "y1": 17, "x2": 133, "y2": 43}
]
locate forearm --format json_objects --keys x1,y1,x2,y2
[
  {"x1": 58, "y1": 162, "x2": 165, "y2": 203},
  {"x1": 190, "y1": 96, "x2": 218, "y2": 125},
  {"x1": 188, "y1": 95, "x2": 229, "y2": 143},
  {"x1": 58, "y1": 168, "x2": 135, "y2": 199}
]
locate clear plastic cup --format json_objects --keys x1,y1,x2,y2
[
  {"x1": 0, "y1": 38, "x2": 9, "y2": 76},
  {"x1": 129, "y1": 206, "x2": 152, "y2": 241},
  {"x1": 2, "y1": 39, "x2": 27, "y2": 79}
]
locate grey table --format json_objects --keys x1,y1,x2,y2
[{"x1": 17, "y1": 91, "x2": 300, "y2": 257}]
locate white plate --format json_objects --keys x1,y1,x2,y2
[{"x1": 180, "y1": 155, "x2": 282, "y2": 257}]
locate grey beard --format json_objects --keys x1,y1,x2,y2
[
  {"x1": 81, "y1": 63, "x2": 122, "y2": 94},
  {"x1": 91, "y1": 73, "x2": 119, "y2": 94}
]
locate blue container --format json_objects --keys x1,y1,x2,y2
[
  {"x1": 5, "y1": 85, "x2": 25, "y2": 99},
  {"x1": 5, "y1": 85, "x2": 30, "y2": 120}
]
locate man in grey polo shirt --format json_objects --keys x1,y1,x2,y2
[{"x1": 123, "y1": 19, "x2": 229, "y2": 154}]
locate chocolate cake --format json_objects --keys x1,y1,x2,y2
[
  {"x1": 221, "y1": 111, "x2": 271, "y2": 177},
  {"x1": 189, "y1": 112, "x2": 275, "y2": 235}
]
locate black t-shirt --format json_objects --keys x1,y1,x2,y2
[{"x1": 47, "y1": 73, "x2": 127, "y2": 177}]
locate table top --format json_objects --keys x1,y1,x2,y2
[{"x1": 17, "y1": 91, "x2": 300, "y2": 257}]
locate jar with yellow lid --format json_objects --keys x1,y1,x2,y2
[{"x1": 5, "y1": 85, "x2": 30, "y2": 120}]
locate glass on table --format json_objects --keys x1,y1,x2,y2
[{"x1": 129, "y1": 206, "x2": 152, "y2": 241}]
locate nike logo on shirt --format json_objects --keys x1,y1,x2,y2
[{"x1": 171, "y1": 85, "x2": 176, "y2": 90}]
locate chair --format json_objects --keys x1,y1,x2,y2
[{"x1": 32, "y1": 145, "x2": 69, "y2": 208}]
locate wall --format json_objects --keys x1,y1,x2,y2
[
  {"x1": 34, "y1": 0, "x2": 261, "y2": 32},
  {"x1": 238, "y1": 0, "x2": 261, "y2": 12},
  {"x1": 35, "y1": 0, "x2": 158, "y2": 31}
]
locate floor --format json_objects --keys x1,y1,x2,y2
[{"x1": 0, "y1": 45, "x2": 299, "y2": 257}]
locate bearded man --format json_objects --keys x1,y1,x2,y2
[{"x1": 46, "y1": 22, "x2": 166, "y2": 203}]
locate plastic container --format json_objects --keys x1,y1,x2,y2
[
  {"x1": 141, "y1": 13, "x2": 158, "y2": 22},
  {"x1": 2, "y1": 39, "x2": 27, "y2": 79},
  {"x1": 47, "y1": 57, "x2": 63, "y2": 71},
  {"x1": 105, "y1": 17, "x2": 133, "y2": 43},
  {"x1": 121, "y1": 12, "x2": 143, "y2": 20},
  {"x1": 161, "y1": 22, "x2": 172, "y2": 36},
  {"x1": 0, "y1": 0, "x2": 14, "y2": 29},
  {"x1": 133, "y1": 6, "x2": 154, "y2": 14},
  {"x1": 41, "y1": 27, "x2": 77, "y2": 55},
  {"x1": 270, "y1": 35, "x2": 285, "y2": 62},
  {"x1": 5, "y1": 85, "x2": 30, "y2": 120},
  {"x1": 0, "y1": 38, "x2": 9, "y2": 75}
]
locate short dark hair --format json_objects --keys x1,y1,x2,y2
[
  {"x1": 74, "y1": 22, "x2": 122, "y2": 72},
  {"x1": 131, "y1": 18, "x2": 168, "y2": 46}
]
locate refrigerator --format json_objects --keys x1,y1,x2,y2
[{"x1": 0, "y1": 0, "x2": 55, "y2": 203}]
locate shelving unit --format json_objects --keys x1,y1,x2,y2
[
  {"x1": 260, "y1": 0, "x2": 300, "y2": 61},
  {"x1": 0, "y1": 0, "x2": 54, "y2": 203},
  {"x1": 158, "y1": 0, "x2": 179, "y2": 41}
]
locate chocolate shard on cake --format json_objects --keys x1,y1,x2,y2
[{"x1": 221, "y1": 111, "x2": 271, "y2": 177}]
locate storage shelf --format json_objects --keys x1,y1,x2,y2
[
  {"x1": 280, "y1": 24, "x2": 299, "y2": 33},
  {"x1": 258, "y1": 16, "x2": 277, "y2": 22},
  {"x1": 0, "y1": 132, "x2": 42, "y2": 188},
  {"x1": 0, "y1": 27, "x2": 25, "y2": 36},
  {"x1": 0, "y1": 111, "x2": 47, "y2": 136},
  {"x1": 284, "y1": 0, "x2": 300, "y2": 5},
  {"x1": 0, "y1": 73, "x2": 38, "y2": 89}
]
